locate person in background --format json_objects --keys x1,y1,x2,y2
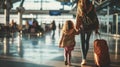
[
  {"x1": 58, "y1": 23, "x2": 61, "y2": 36},
  {"x1": 59, "y1": 20, "x2": 79, "y2": 66},
  {"x1": 24, "y1": 20, "x2": 30, "y2": 33},
  {"x1": 76, "y1": 0, "x2": 99, "y2": 65},
  {"x1": 51, "y1": 20, "x2": 56, "y2": 38},
  {"x1": 9, "y1": 19, "x2": 18, "y2": 33}
]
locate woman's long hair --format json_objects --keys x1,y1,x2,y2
[{"x1": 77, "y1": 0, "x2": 91, "y2": 16}]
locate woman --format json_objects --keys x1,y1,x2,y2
[
  {"x1": 76, "y1": 0, "x2": 99, "y2": 65},
  {"x1": 51, "y1": 20, "x2": 56, "y2": 38}
]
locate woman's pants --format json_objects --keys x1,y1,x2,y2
[{"x1": 80, "y1": 30, "x2": 92, "y2": 60}]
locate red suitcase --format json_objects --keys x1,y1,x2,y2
[{"x1": 94, "y1": 39, "x2": 111, "y2": 67}]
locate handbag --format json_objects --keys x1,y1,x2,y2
[
  {"x1": 82, "y1": 5, "x2": 99, "y2": 31},
  {"x1": 82, "y1": 14, "x2": 98, "y2": 31}
]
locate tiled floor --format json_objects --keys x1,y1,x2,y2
[{"x1": 0, "y1": 29, "x2": 120, "y2": 67}]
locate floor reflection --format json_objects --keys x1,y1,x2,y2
[{"x1": 0, "y1": 31, "x2": 120, "y2": 67}]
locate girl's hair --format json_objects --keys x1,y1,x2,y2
[{"x1": 62, "y1": 20, "x2": 74, "y2": 33}]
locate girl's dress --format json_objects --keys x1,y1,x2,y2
[{"x1": 59, "y1": 29, "x2": 79, "y2": 51}]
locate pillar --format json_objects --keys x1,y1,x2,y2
[
  {"x1": 40, "y1": 0, "x2": 42, "y2": 10},
  {"x1": 4, "y1": 0, "x2": 12, "y2": 26},
  {"x1": 18, "y1": 12, "x2": 22, "y2": 26},
  {"x1": 115, "y1": 13, "x2": 118, "y2": 35},
  {"x1": 107, "y1": 6, "x2": 110, "y2": 34},
  {"x1": 16, "y1": 7, "x2": 25, "y2": 33},
  {"x1": 113, "y1": 13, "x2": 118, "y2": 35}
]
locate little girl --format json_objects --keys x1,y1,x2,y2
[{"x1": 59, "y1": 20, "x2": 79, "y2": 66}]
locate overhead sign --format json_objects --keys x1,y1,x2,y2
[{"x1": 49, "y1": 10, "x2": 61, "y2": 16}]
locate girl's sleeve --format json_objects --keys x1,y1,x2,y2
[{"x1": 74, "y1": 29, "x2": 80, "y2": 35}]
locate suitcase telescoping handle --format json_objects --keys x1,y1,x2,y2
[{"x1": 95, "y1": 33, "x2": 101, "y2": 39}]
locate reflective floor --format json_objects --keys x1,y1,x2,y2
[{"x1": 0, "y1": 29, "x2": 120, "y2": 67}]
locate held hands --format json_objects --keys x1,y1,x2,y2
[{"x1": 75, "y1": 28, "x2": 81, "y2": 35}]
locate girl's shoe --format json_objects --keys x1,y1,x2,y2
[
  {"x1": 65, "y1": 61, "x2": 68, "y2": 65},
  {"x1": 81, "y1": 60, "x2": 87, "y2": 65}
]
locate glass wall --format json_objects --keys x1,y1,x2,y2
[
  {"x1": 98, "y1": 14, "x2": 120, "y2": 35},
  {"x1": 22, "y1": 14, "x2": 75, "y2": 26},
  {"x1": 0, "y1": 14, "x2": 75, "y2": 27}
]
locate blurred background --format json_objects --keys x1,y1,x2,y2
[{"x1": 0, "y1": 0, "x2": 120, "y2": 36}]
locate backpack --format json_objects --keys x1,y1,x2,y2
[{"x1": 82, "y1": 5, "x2": 99, "y2": 31}]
